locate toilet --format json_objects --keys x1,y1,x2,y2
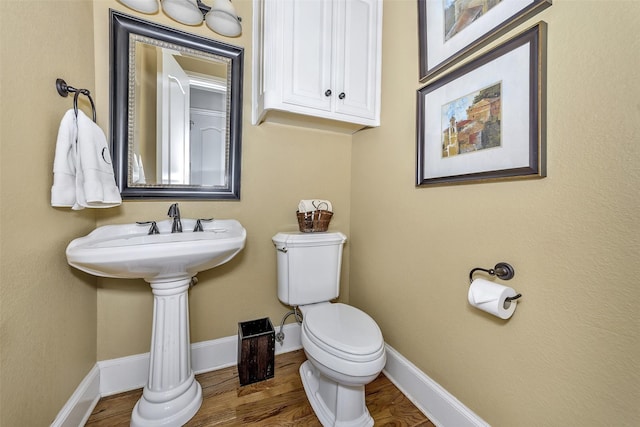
[{"x1": 272, "y1": 231, "x2": 386, "y2": 427}]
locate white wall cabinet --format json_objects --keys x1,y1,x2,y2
[{"x1": 253, "y1": 0, "x2": 382, "y2": 131}]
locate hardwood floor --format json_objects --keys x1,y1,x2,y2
[{"x1": 86, "y1": 349, "x2": 433, "y2": 426}]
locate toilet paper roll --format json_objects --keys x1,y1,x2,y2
[{"x1": 468, "y1": 278, "x2": 518, "y2": 319}]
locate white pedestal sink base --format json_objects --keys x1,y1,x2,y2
[
  {"x1": 65, "y1": 219, "x2": 247, "y2": 425},
  {"x1": 130, "y1": 278, "x2": 202, "y2": 426},
  {"x1": 131, "y1": 377, "x2": 202, "y2": 427}
]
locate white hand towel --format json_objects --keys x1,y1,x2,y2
[
  {"x1": 73, "y1": 111, "x2": 122, "y2": 210},
  {"x1": 298, "y1": 199, "x2": 333, "y2": 213},
  {"x1": 51, "y1": 110, "x2": 78, "y2": 207}
]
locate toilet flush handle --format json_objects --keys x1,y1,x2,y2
[{"x1": 274, "y1": 244, "x2": 287, "y2": 253}]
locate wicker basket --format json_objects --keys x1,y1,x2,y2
[{"x1": 296, "y1": 210, "x2": 333, "y2": 232}]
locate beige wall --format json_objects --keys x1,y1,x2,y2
[
  {"x1": 0, "y1": 1, "x2": 98, "y2": 425},
  {"x1": 1, "y1": 0, "x2": 638, "y2": 426},
  {"x1": 350, "y1": 1, "x2": 639, "y2": 426},
  {"x1": 92, "y1": 0, "x2": 352, "y2": 359}
]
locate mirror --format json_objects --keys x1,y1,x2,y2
[{"x1": 110, "y1": 10, "x2": 243, "y2": 199}]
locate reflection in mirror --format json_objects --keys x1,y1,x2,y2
[
  {"x1": 132, "y1": 39, "x2": 229, "y2": 186},
  {"x1": 111, "y1": 10, "x2": 243, "y2": 199}
]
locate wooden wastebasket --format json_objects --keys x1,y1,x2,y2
[{"x1": 237, "y1": 317, "x2": 275, "y2": 386}]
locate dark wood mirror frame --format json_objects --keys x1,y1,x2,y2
[{"x1": 110, "y1": 9, "x2": 243, "y2": 199}]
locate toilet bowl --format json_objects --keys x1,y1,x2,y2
[
  {"x1": 272, "y1": 231, "x2": 385, "y2": 426},
  {"x1": 298, "y1": 303, "x2": 386, "y2": 427}
]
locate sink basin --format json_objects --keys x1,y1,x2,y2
[
  {"x1": 66, "y1": 217, "x2": 246, "y2": 426},
  {"x1": 66, "y1": 218, "x2": 246, "y2": 281}
]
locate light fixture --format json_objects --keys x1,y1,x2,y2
[
  {"x1": 117, "y1": 0, "x2": 158, "y2": 14},
  {"x1": 204, "y1": 0, "x2": 242, "y2": 37},
  {"x1": 161, "y1": 0, "x2": 203, "y2": 25},
  {"x1": 117, "y1": 0, "x2": 242, "y2": 37}
]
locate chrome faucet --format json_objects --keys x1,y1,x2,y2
[{"x1": 167, "y1": 203, "x2": 182, "y2": 233}]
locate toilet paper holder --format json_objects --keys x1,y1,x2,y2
[{"x1": 469, "y1": 262, "x2": 522, "y2": 303}]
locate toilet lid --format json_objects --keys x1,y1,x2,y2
[{"x1": 303, "y1": 303, "x2": 383, "y2": 360}]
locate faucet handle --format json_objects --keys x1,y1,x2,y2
[
  {"x1": 136, "y1": 221, "x2": 160, "y2": 235},
  {"x1": 168, "y1": 203, "x2": 182, "y2": 233},
  {"x1": 194, "y1": 218, "x2": 214, "y2": 232},
  {"x1": 167, "y1": 203, "x2": 180, "y2": 218}
]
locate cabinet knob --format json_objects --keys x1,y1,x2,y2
[
  {"x1": 338, "y1": 92, "x2": 346, "y2": 100},
  {"x1": 325, "y1": 89, "x2": 332, "y2": 97}
]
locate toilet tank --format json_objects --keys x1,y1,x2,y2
[{"x1": 272, "y1": 232, "x2": 347, "y2": 306}]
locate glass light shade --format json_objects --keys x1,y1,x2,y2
[
  {"x1": 205, "y1": 0, "x2": 242, "y2": 37},
  {"x1": 117, "y1": 0, "x2": 159, "y2": 14},
  {"x1": 161, "y1": 0, "x2": 203, "y2": 26}
]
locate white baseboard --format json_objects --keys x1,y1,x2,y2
[
  {"x1": 382, "y1": 344, "x2": 489, "y2": 427},
  {"x1": 53, "y1": 325, "x2": 487, "y2": 427},
  {"x1": 50, "y1": 365, "x2": 100, "y2": 427},
  {"x1": 97, "y1": 352, "x2": 150, "y2": 397}
]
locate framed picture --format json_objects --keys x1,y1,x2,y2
[
  {"x1": 416, "y1": 22, "x2": 546, "y2": 187},
  {"x1": 418, "y1": 0, "x2": 551, "y2": 81}
]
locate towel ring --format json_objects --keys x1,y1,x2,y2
[
  {"x1": 56, "y1": 78, "x2": 96, "y2": 122},
  {"x1": 73, "y1": 89, "x2": 96, "y2": 122}
]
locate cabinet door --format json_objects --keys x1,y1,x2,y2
[
  {"x1": 282, "y1": 0, "x2": 333, "y2": 112},
  {"x1": 333, "y1": 0, "x2": 380, "y2": 121}
]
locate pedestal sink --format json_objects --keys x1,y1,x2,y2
[{"x1": 66, "y1": 218, "x2": 246, "y2": 426}]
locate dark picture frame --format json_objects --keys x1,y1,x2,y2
[
  {"x1": 418, "y1": 0, "x2": 551, "y2": 82},
  {"x1": 416, "y1": 22, "x2": 546, "y2": 187}
]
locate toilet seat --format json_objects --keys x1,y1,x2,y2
[{"x1": 302, "y1": 303, "x2": 384, "y2": 363}]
